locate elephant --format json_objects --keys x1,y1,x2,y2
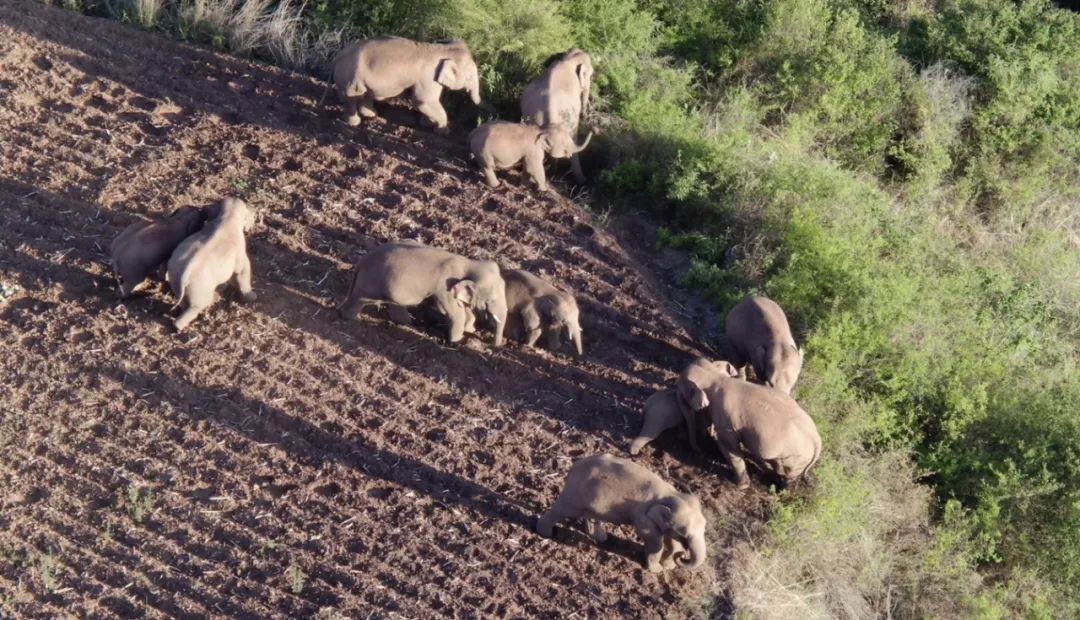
[
  {"x1": 628, "y1": 389, "x2": 711, "y2": 455},
  {"x1": 325, "y1": 36, "x2": 481, "y2": 132},
  {"x1": 468, "y1": 121, "x2": 591, "y2": 192},
  {"x1": 500, "y1": 268, "x2": 582, "y2": 355},
  {"x1": 677, "y1": 357, "x2": 821, "y2": 489},
  {"x1": 520, "y1": 48, "x2": 593, "y2": 183},
  {"x1": 338, "y1": 241, "x2": 508, "y2": 346},
  {"x1": 725, "y1": 296, "x2": 803, "y2": 394},
  {"x1": 167, "y1": 197, "x2": 257, "y2": 332},
  {"x1": 536, "y1": 454, "x2": 707, "y2": 573},
  {"x1": 110, "y1": 206, "x2": 207, "y2": 298}
]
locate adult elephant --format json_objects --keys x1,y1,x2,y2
[{"x1": 520, "y1": 48, "x2": 593, "y2": 183}]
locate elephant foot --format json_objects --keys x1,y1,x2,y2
[
  {"x1": 628, "y1": 439, "x2": 646, "y2": 456},
  {"x1": 242, "y1": 292, "x2": 258, "y2": 303},
  {"x1": 345, "y1": 114, "x2": 361, "y2": 127},
  {"x1": 359, "y1": 107, "x2": 377, "y2": 118}
]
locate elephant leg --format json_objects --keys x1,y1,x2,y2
[
  {"x1": 537, "y1": 493, "x2": 579, "y2": 538},
  {"x1": 520, "y1": 304, "x2": 543, "y2": 348},
  {"x1": 462, "y1": 307, "x2": 477, "y2": 334},
  {"x1": 524, "y1": 155, "x2": 549, "y2": 192},
  {"x1": 342, "y1": 96, "x2": 362, "y2": 126},
  {"x1": 717, "y1": 428, "x2": 750, "y2": 489},
  {"x1": 173, "y1": 305, "x2": 203, "y2": 332},
  {"x1": 587, "y1": 518, "x2": 607, "y2": 544},
  {"x1": 358, "y1": 91, "x2": 377, "y2": 118},
  {"x1": 386, "y1": 304, "x2": 412, "y2": 325},
  {"x1": 570, "y1": 154, "x2": 586, "y2": 184},
  {"x1": 416, "y1": 99, "x2": 449, "y2": 132},
  {"x1": 235, "y1": 255, "x2": 256, "y2": 302},
  {"x1": 480, "y1": 159, "x2": 499, "y2": 188},
  {"x1": 445, "y1": 304, "x2": 468, "y2": 343}
]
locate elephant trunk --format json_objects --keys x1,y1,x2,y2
[
  {"x1": 573, "y1": 132, "x2": 593, "y2": 154},
  {"x1": 570, "y1": 325, "x2": 583, "y2": 356},
  {"x1": 678, "y1": 533, "x2": 707, "y2": 570},
  {"x1": 468, "y1": 76, "x2": 482, "y2": 106}
]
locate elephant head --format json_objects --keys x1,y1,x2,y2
[
  {"x1": 168, "y1": 206, "x2": 207, "y2": 236},
  {"x1": 539, "y1": 293, "x2": 583, "y2": 356},
  {"x1": 677, "y1": 358, "x2": 739, "y2": 412},
  {"x1": 646, "y1": 494, "x2": 707, "y2": 569},
  {"x1": 458, "y1": 261, "x2": 507, "y2": 346},
  {"x1": 752, "y1": 343, "x2": 802, "y2": 394},
  {"x1": 436, "y1": 42, "x2": 482, "y2": 105},
  {"x1": 538, "y1": 126, "x2": 592, "y2": 160}
]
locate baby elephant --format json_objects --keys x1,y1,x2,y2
[
  {"x1": 629, "y1": 389, "x2": 710, "y2": 455},
  {"x1": 502, "y1": 269, "x2": 582, "y2": 355},
  {"x1": 468, "y1": 121, "x2": 591, "y2": 192},
  {"x1": 167, "y1": 197, "x2": 257, "y2": 332},
  {"x1": 678, "y1": 358, "x2": 821, "y2": 489},
  {"x1": 725, "y1": 296, "x2": 803, "y2": 394},
  {"x1": 110, "y1": 206, "x2": 207, "y2": 298},
  {"x1": 537, "y1": 454, "x2": 707, "y2": 573}
]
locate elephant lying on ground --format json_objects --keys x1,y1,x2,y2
[
  {"x1": 628, "y1": 389, "x2": 711, "y2": 455},
  {"x1": 325, "y1": 36, "x2": 482, "y2": 132},
  {"x1": 338, "y1": 241, "x2": 508, "y2": 346},
  {"x1": 468, "y1": 121, "x2": 591, "y2": 192},
  {"x1": 725, "y1": 296, "x2": 802, "y2": 394},
  {"x1": 111, "y1": 206, "x2": 207, "y2": 298},
  {"x1": 678, "y1": 358, "x2": 821, "y2": 489},
  {"x1": 521, "y1": 48, "x2": 593, "y2": 183},
  {"x1": 501, "y1": 268, "x2": 583, "y2": 355},
  {"x1": 167, "y1": 198, "x2": 256, "y2": 332},
  {"x1": 537, "y1": 454, "x2": 707, "y2": 572}
]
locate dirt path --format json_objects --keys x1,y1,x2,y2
[{"x1": 0, "y1": 1, "x2": 764, "y2": 616}]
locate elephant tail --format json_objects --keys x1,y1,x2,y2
[
  {"x1": 317, "y1": 79, "x2": 333, "y2": 107},
  {"x1": 799, "y1": 433, "x2": 822, "y2": 480},
  {"x1": 170, "y1": 276, "x2": 188, "y2": 311}
]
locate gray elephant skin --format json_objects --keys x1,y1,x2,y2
[
  {"x1": 520, "y1": 48, "x2": 593, "y2": 183},
  {"x1": 468, "y1": 121, "x2": 591, "y2": 192},
  {"x1": 678, "y1": 358, "x2": 821, "y2": 489},
  {"x1": 725, "y1": 296, "x2": 803, "y2": 394},
  {"x1": 167, "y1": 197, "x2": 257, "y2": 332},
  {"x1": 628, "y1": 388, "x2": 711, "y2": 455},
  {"x1": 339, "y1": 241, "x2": 508, "y2": 346},
  {"x1": 110, "y1": 206, "x2": 207, "y2": 298},
  {"x1": 537, "y1": 454, "x2": 707, "y2": 573},
  {"x1": 501, "y1": 268, "x2": 583, "y2": 355},
  {"x1": 327, "y1": 36, "x2": 481, "y2": 131}
]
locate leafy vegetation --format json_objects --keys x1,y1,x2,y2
[{"x1": 49, "y1": 0, "x2": 1080, "y2": 616}]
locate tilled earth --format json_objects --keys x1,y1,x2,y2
[{"x1": 0, "y1": 2, "x2": 768, "y2": 617}]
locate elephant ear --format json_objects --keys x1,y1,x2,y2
[
  {"x1": 646, "y1": 502, "x2": 673, "y2": 533},
  {"x1": 536, "y1": 296, "x2": 558, "y2": 323},
  {"x1": 576, "y1": 61, "x2": 593, "y2": 114},
  {"x1": 435, "y1": 58, "x2": 459, "y2": 88},
  {"x1": 678, "y1": 378, "x2": 710, "y2": 411},
  {"x1": 535, "y1": 131, "x2": 552, "y2": 152},
  {"x1": 450, "y1": 279, "x2": 475, "y2": 307},
  {"x1": 717, "y1": 361, "x2": 740, "y2": 378}
]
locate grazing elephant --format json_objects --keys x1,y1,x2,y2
[
  {"x1": 521, "y1": 48, "x2": 593, "y2": 183},
  {"x1": 167, "y1": 198, "x2": 256, "y2": 332},
  {"x1": 725, "y1": 296, "x2": 802, "y2": 394},
  {"x1": 537, "y1": 454, "x2": 707, "y2": 573},
  {"x1": 339, "y1": 241, "x2": 507, "y2": 346},
  {"x1": 629, "y1": 389, "x2": 711, "y2": 455},
  {"x1": 501, "y1": 268, "x2": 582, "y2": 355},
  {"x1": 677, "y1": 358, "x2": 821, "y2": 489},
  {"x1": 111, "y1": 206, "x2": 207, "y2": 298},
  {"x1": 326, "y1": 36, "x2": 481, "y2": 132},
  {"x1": 468, "y1": 121, "x2": 591, "y2": 192}
]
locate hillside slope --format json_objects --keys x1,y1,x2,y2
[{"x1": 0, "y1": 1, "x2": 763, "y2": 617}]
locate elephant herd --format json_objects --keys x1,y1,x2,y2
[{"x1": 105, "y1": 34, "x2": 822, "y2": 575}]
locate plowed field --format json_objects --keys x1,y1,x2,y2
[{"x1": 0, "y1": 1, "x2": 765, "y2": 616}]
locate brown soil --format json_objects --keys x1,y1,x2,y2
[{"x1": 0, "y1": 2, "x2": 768, "y2": 617}]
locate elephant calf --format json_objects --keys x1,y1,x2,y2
[
  {"x1": 629, "y1": 389, "x2": 711, "y2": 455},
  {"x1": 502, "y1": 268, "x2": 582, "y2": 355},
  {"x1": 167, "y1": 197, "x2": 257, "y2": 332},
  {"x1": 537, "y1": 454, "x2": 707, "y2": 573},
  {"x1": 338, "y1": 241, "x2": 508, "y2": 346},
  {"x1": 468, "y1": 121, "x2": 591, "y2": 192},
  {"x1": 326, "y1": 36, "x2": 482, "y2": 131},
  {"x1": 725, "y1": 296, "x2": 803, "y2": 394},
  {"x1": 678, "y1": 358, "x2": 821, "y2": 489},
  {"x1": 110, "y1": 206, "x2": 207, "y2": 298}
]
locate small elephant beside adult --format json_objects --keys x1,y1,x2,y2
[
  {"x1": 468, "y1": 121, "x2": 591, "y2": 192},
  {"x1": 677, "y1": 357, "x2": 821, "y2": 489},
  {"x1": 168, "y1": 197, "x2": 258, "y2": 332},
  {"x1": 338, "y1": 240, "x2": 507, "y2": 346},
  {"x1": 725, "y1": 296, "x2": 803, "y2": 394},
  {"x1": 521, "y1": 48, "x2": 594, "y2": 184},
  {"x1": 500, "y1": 268, "x2": 583, "y2": 355},
  {"x1": 537, "y1": 454, "x2": 707, "y2": 573},
  {"x1": 110, "y1": 205, "x2": 208, "y2": 298},
  {"x1": 326, "y1": 36, "x2": 482, "y2": 132},
  {"x1": 628, "y1": 389, "x2": 712, "y2": 456}
]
